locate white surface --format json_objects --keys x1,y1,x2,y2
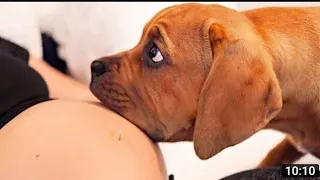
[
  {"x1": 0, "y1": 2, "x2": 319, "y2": 180},
  {"x1": 0, "y1": 3, "x2": 42, "y2": 57}
]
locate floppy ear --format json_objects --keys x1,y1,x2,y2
[{"x1": 193, "y1": 22, "x2": 283, "y2": 160}]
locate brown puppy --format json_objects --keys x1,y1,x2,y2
[{"x1": 90, "y1": 3, "x2": 320, "y2": 167}]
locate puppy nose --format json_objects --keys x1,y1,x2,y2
[{"x1": 91, "y1": 60, "x2": 106, "y2": 77}]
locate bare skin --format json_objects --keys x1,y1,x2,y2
[
  {"x1": 0, "y1": 56, "x2": 167, "y2": 180},
  {"x1": 29, "y1": 55, "x2": 98, "y2": 102}
]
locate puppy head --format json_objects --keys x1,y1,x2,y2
[{"x1": 90, "y1": 3, "x2": 282, "y2": 159}]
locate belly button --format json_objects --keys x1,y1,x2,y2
[
  {"x1": 115, "y1": 132, "x2": 121, "y2": 141},
  {"x1": 109, "y1": 131, "x2": 122, "y2": 141}
]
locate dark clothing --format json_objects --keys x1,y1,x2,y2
[{"x1": 0, "y1": 37, "x2": 49, "y2": 128}]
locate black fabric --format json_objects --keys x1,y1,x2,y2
[
  {"x1": 41, "y1": 33, "x2": 67, "y2": 74},
  {"x1": 0, "y1": 38, "x2": 29, "y2": 62},
  {"x1": 0, "y1": 37, "x2": 49, "y2": 128}
]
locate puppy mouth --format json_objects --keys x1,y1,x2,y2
[{"x1": 90, "y1": 77, "x2": 134, "y2": 114}]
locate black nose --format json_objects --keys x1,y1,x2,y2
[{"x1": 91, "y1": 60, "x2": 106, "y2": 77}]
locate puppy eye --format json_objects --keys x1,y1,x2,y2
[
  {"x1": 143, "y1": 42, "x2": 166, "y2": 68},
  {"x1": 149, "y1": 45, "x2": 163, "y2": 63}
]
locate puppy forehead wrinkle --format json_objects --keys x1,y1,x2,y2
[
  {"x1": 154, "y1": 20, "x2": 170, "y2": 34},
  {"x1": 143, "y1": 4, "x2": 205, "y2": 45},
  {"x1": 148, "y1": 3, "x2": 199, "y2": 29},
  {"x1": 153, "y1": 23, "x2": 175, "y2": 52}
]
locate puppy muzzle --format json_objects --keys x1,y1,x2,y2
[{"x1": 90, "y1": 58, "x2": 132, "y2": 114}]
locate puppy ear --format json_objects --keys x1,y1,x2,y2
[{"x1": 193, "y1": 22, "x2": 283, "y2": 160}]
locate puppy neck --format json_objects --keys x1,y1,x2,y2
[
  {"x1": 245, "y1": 9, "x2": 320, "y2": 101},
  {"x1": 263, "y1": 32, "x2": 309, "y2": 96}
]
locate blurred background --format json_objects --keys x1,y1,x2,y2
[{"x1": 1, "y1": 2, "x2": 320, "y2": 180}]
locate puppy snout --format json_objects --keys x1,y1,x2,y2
[{"x1": 91, "y1": 60, "x2": 106, "y2": 77}]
